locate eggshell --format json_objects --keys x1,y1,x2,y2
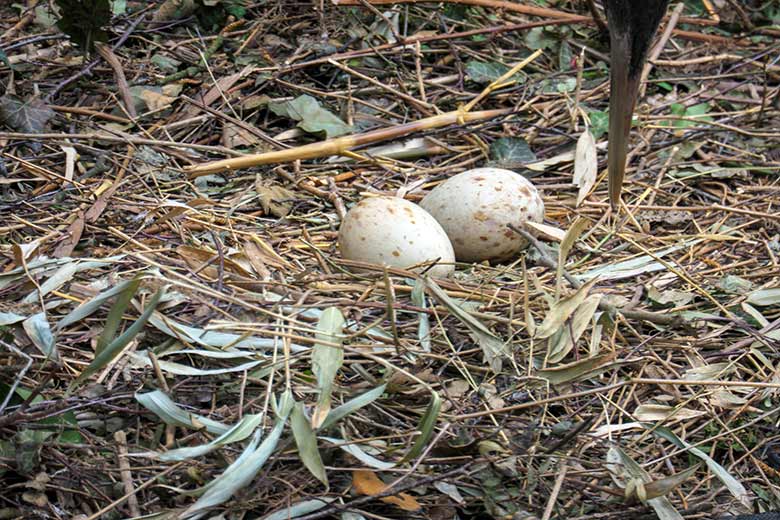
[
  {"x1": 420, "y1": 167, "x2": 544, "y2": 263},
  {"x1": 338, "y1": 196, "x2": 455, "y2": 277}
]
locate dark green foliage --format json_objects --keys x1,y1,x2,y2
[{"x1": 54, "y1": 0, "x2": 111, "y2": 53}]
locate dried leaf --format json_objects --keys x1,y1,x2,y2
[
  {"x1": 607, "y1": 447, "x2": 684, "y2": 520},
  {"x1": 153, "y1": 0, "x2": 197, "y2": 22},
  {"x1": 633, "y1": 404, "x2": 706, "y2": 422},
  {"x1": 573, "y1": 129, "x2": 597, "y2": 206},
  {"x1": 525, "y1": 221, "x2": 566, "y2": 242},
  {"x1": 256, "y1": 183, "x2": 297, "y2": 218},
  {"x1": 557, "y1": 218, "x2": 588, "y2": 288},
  {"x1": 536, "y1": 277, "x2": 598, "y2": 340},
  {"x1": 537, "y1": 352, "x2": 616, "y2": 384},
  {"x1": 352, "y1": 470, "x2": 421, "y2": 511},
  {"x1": 547, "y1": 293, "x2": 602, "y2": 363}
]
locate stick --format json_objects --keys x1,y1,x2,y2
[{"x1": 184, "y1": 108, "x2": 510, "y2": 177}]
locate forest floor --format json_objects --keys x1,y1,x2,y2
[{"x1": 1, "y1": 1, "x2": 779, "y2": 519}]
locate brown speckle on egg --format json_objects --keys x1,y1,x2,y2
[{"x1": 419, "y1": 168, "x2": 544, "y2": 263}]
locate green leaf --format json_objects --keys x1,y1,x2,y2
[
  {"x1": 717, "y1": 275, "x2": 753, "y2": 295},
  {"x1": 0, "y1": 49, "x2": 11, "y2": 70},
  {"x1": 111, "y1": 0, "x2": 127, "y2": 15},
  {"x1": 183, "y1": 399, "x2": 291, "y2": 515},
  {"x1": 746, "y1": 287, "x2": 780, "y2": 306},
  {"x1": 465, "y1": 60, "x2": 513, "y2": 84},
  {"x1": 401, "y1": 391, "x2": 441, "y2": 463},
  {"x1": 96, "y1": 278, "x2": 140, "y2": 355},
  {"x1": 159, "y1": 414, "x2": 263, "y2": 461},
  {"x1": 321, "y1": 436, "x2": 394, "y2": 470},
  {"x1": 261, "y1": 498, "x2": 336, "y2": 520},
  {"x1": 15, "y1": 429, "x2": 54, "y2": 475},
  {"x1": 0, "y1": 311, "x2": 26, "y2": 325},
  {"x1": 488, "y1": 137, "x2": 537, "y2": 170},
  {"x1": 129, "y1": 350, "x2": 262, "y2": 377},
  {"x1": 291, "y1": 402, "x2": 328, "y2": 487},
  {"x1": 525, "y1": 27, "x2": 556, "y2": 50},
  {"x1": 69, "y1": 287, "x2": 164, "y2": 391},
  {"x1": 558, "y1": 40, "x2": 573, "y2": 71},
  {"x1": 411, "y1": 279, "x2": 431, "y2": 352},
  {"x1": 321, "y1": 384, "x2": 387, "y2": 430},
  {"x1": 311, "y1": 307, "x2": 345, "y2": 429},
  {"x1": 135, "y1": 389, "x2": 230, "y2": 435},
  {"x1": 54, "y1": 0, "x2": 111, "y2": 52},
  {"x1": 56, "y1": 278, "x2": 140, "y2": 331},
  {"x1": 22, "y1": 312, "x2": 58, "y2": 361},
  {"x1": 589, "y1": 111, "x2": 609, "y2": 140},
  {"x1": 268, "y1": 95, "x2": 351, "y2": 138}
]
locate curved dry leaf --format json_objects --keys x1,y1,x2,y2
[
  {"x1": 352, "y1": 470, "x2": 421, "y2": 511},
  {"x1": 573, "y1": 129, "x2": 597, "y2": 206},
  {"x1": 633, "y1": 404, "x2": 706, "y2": 422}
]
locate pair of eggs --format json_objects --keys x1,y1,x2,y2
[{"x1": 337, "y1": 168, "x2": 544, "y2": 276}]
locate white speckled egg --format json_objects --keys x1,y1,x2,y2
[
  {"x1": 420, "y1": 167, "x2": 544, "y2": 263},
  {"x1": 338, "y1": 196, "x2": 455, "y2": 277}
]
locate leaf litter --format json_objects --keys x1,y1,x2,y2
[{"x1": 0, "y1": 1, "x2": 778, "y2": 519}]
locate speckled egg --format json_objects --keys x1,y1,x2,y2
[
  {"x1": 338, "y1": 196, "x2": 455, "y2": 277},
  {"x1": 420, "y1": 167, "x2": 544, "y2": 263}
]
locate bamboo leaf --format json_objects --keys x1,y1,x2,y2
[
  {"x1": 261, "y1": 498, "x2": 336, "y2": 520},
  {"x1": 321, "y1": 384, "x2": 387, "y2": 430},
  {"x1": 158, "y1": 414, "x2": 264, "y2": 461},
  {"x1": 573, "y1": 130, "x2": 597, "y2": 207},
  {"x1": 56, "y1": 278, "x2": 140, "y2": 331},
  {"x1": 135, "y1": 389, "x2": 229, "y2": 435},
  {"x1": 536, "y1": 277, "x2": 598, "y2": 340},
  {"x1": 311, "y1": 307, "x2": 345, "y2": 429},
  {"x1": 411, "y1": 279, "x2": 431, "y2": 352},
  {"x1": 96, "y1": 278, "x2": 140, "y2": 355},
  {"x1": 652, "y1": 426, "x2": 752, "y2": 509},
  {"x1": 557, "y1": 218, "x2": 589, "y2": 296},
  {"x1": 70, "y1": 287, "x2": 165, "y2": 391},
  {"x1": 182, "y1": 392, "x2": 293, "y2": 516},
  {"x1": 401, "y1": 391, "x2": 441, "y2": 463},
  {"x1": 22, "y1": 312, "x2": 58, "y2": 362},
  {"x1": 291, "y1": 402, "x2": 328, "y2": 487},
  {"x1": 425, "y1": 277, "x2": 506, "y2": 373}
]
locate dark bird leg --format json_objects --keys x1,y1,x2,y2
[{"x1": 605, "y1": 0, "x2": 669, "y2": 210}]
